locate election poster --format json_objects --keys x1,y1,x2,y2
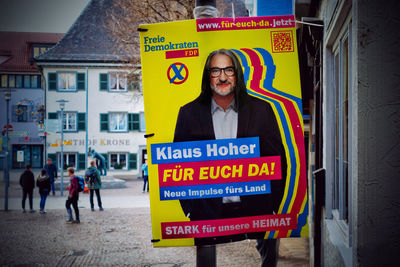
[{"x1": 139, "y1": 15, "x2": 308, "y2": 247}]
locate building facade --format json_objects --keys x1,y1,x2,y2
[
  {"x1": 36, "y1": 0, "x2": 146, "y2": 175},
  {"x1": 0, "y1": 31, "x2": 63, "y2": 169},
  {"x1": 297, "y1": 0, "x2": 400, "y2": 266}
]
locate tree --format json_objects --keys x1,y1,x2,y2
[{"x1": 104, "y1": 0, "x2": 195, "y2": 94}]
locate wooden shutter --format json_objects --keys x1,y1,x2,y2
[
  {"x1": 99, "y1": 73, "x2": 108, "y2": 91},
  {"x1": 128, "y1": 153, "x2": 137, "y2": 170},
  {"x1": 48, "y1": 73, "x2": 57, "y2": 90},
  {"x1": 77, "y1": 73, "x2": 85, "y2": 90},
  {"x1": 77, "y1": 113, "x2": 86, "y2": 131},
  {"x1": 128, "y1": 113, "x2": 140, "y2": 131},
  {"x1": 48, "y1": 112, "x2": 58, "y2": 119},
  {"x1": 78, "y1": 154, "x2": 86, "y2": 170},
  {"x1": 100, "y1": 113, "x2": 108, "y2": 131}
]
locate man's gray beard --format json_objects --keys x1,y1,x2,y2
[{"x1": 211, "y1": 83, "x2": 235, "y2": 97}]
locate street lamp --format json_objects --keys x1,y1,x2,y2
[
  {"x1": 56, "y1": 99, "x2": 68, "y2": 196},
  {"x1": 3, "y1": 89, "x2": 11, "y2": 211}
]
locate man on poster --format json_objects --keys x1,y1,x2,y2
[{"x1": 174, "y1": 49, "x2": 287, "y2": 264}]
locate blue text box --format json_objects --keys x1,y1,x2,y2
[
  {"x1": 151, "y1": 137, "x2": 260, "y2": 164},
  {"x1": 159, "y1": 180, "x2": 271, "y2": 200}
]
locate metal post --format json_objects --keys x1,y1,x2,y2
[
  {"x1": 56, "y1": 99, "x2": 68, "y2": 196},
  {"x1": 4, "y1": 89, "x2": 11, "y2": 211},
  {"x1": 60, "y1": 106, "x2": 64, "y2": 196},
  {"x1": 197, "y1": 245, "x2": 216, "y2": 267},
  {"x1": 85, "y1": 67, "x2": 89, "y2": 169},
  {"x1": 193, "y1": 1, "x2": 217, "y2": 266}
]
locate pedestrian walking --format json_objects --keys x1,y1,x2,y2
[
  {"x1": 85, "y1": 160, "x2": 103, "y2": 211},
  {"x1": 36, "y1": 169, "x2": 51, "y2": 214},
  {"x1": 65, "y1": 167, "x2": 80, "y2": 223},
  {"x1": 44, "y1": 158, "x2": 57, "y2": 195},
  {"x1": 19, "y1": 164, "x2": 35, "y2": 213},
  {"x1": 142, "y1": 159, "x2": 149, "y2": 193}
]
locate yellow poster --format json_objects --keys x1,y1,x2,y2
[{"x1": 140, "y1": 15, "x2": 308, "y2": 247}]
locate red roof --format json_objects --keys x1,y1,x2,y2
[{"x1": 0, "y1": 31, "x2": 63, "y2": 73}]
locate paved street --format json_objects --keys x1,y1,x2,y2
[{"x1": 0, "y1": 170, "x2": 309, "y2": 266}]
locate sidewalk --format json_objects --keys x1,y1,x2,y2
[{"x1": 0, "y1": 171, "x2": 309, "y2": 266}]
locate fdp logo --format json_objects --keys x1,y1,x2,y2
[{"x1": 167, "y1": 62, "x2": 189, "y2": 85}]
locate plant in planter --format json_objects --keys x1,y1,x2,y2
[{"x1": 113, "y1": 163, "x2": 123, "y2": 169}]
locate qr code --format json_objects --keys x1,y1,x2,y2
[{"x1": 271, "y1": 31, "x2": 294, "y2": 53}]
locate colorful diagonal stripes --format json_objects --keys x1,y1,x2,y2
[{"x1": 232, "y1": 48, "x2": 308, "y2": 238}]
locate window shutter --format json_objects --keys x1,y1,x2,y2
[
  {"x1": 128, "y1": 113, "x2": 140, "y2": 131},
  {"x1": 77, "y1": 73, "x2": 85, "y2": 90},
  {"x1": 48, "y1": 112, "x2": 58, "y2": 119},
  {"x1": 77, "y1": 113, "x2": 86, "y2": 131},
  {"x1": 128, "y1": 153, "x2": 137, "y2": 170},
  {"x1": 78, "y1": 154, "x2": 86, "y2": 170},
  {"x1": 99, "y1": 73, "x2": 108, "y2": 91},
  {"x1": 100, "y1": 113, "x2": 108, "y2": 131},
  {"x1": 47, "y1": 153, "x2": 57, "y2": 168},
  {"x1": 101, "y1": 153, "x2": 109, "y2": 169},
  {"x1": 48, "y1": 73, "x2": 57, "y2": 90}
]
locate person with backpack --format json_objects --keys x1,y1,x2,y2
[
  {"x1": 65, "y1": 167, "x2": 80, "y2": 223},
  {"x1": 36, "y1": 168, "x2": 51, "y2": 214},
  {"x1": 85, "y1": 160, "x2": 103, "y2": 211},
  {"x1": 19, "y1": 164, "x2": 35, "y2": 213}
]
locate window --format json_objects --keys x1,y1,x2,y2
[
  {"x1": 100, "y1": 113, "x2": 140, "y2": 132},
  {"x1": 59, "y1": 112, "x2": 77, "y2": 131},
  {"x1": 1, "y1": 75, "x2": 7, "y2": 87},
  {"x1": 31, "y1": 44, "x2": 54, "y2": 59},
  {"x1": 8, "y1": 75, "x2": 15, "y2": 87},
  {"x1": 99, "y1": 72, "x2": 128, "y2": 91},
  {"x1": 0, "y1": 74, "x2": 40, "y2": 88},
  {"x1": 328, "y1": 18, "x2": 352, "y2": 248},
  {"x1": 109, "y1": 72, "x2": 127, "y2": 91},
  {"x1": 109, "y1": 113, "x2": 127, "y2": 132},
  {"x1": 139, "y1": 112, "x2": 146, "y2": 132},
  {"x1": 58, "y1": 72, "x2": 76, "y2": 91},
  {"x1": 333, "y1": 32, "x2": 351, "y2": 224},
  {"x1": 48, "y1": 72, "x2": 85, "y2": 91},
  {"x1": 31, "y1": 76, "x2": 38, "y2": 88},
  {"x1": 17, "y1": 105, "x2": 29, "y2": 122},
  {"x1": 47, "y1": 112, "x2": 85, "y2": 131},
  {"x1": 110, "y1": 153, "x2": 128, "y2": 170},
  {"x1": 16, "y1": 75, "x2": 23, "y2": 88},
  {"x1": 24, "y1": 75, "x2": 31, "y2": 88}
]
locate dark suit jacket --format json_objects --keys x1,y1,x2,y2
[{"x1": 174, "y1": 93, "x2": 287, "y2": 244}]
